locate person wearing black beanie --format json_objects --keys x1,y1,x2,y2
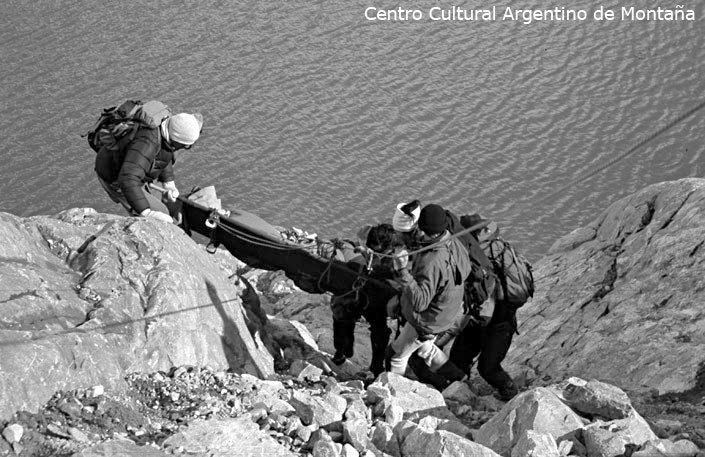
[
  {"x1": 386, "y1": 203, "x2": 472, "y2": 379},
  {"x1": 417, "y1": 203, "x2": 449, "y2": 236}
]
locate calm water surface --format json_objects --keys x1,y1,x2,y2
[{"x1": 1, "y1": 0, "x2": 703, "y2": 261}]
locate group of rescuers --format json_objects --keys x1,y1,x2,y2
[{"x1": 93, "y1": 105, "x2": 519, "y2": 401}]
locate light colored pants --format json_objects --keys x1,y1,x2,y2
[{"x1": 389, "y1": 322, "x2": 448, "y2": 375}]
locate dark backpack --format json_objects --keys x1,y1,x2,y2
[
  {"x1": 482, "y1": 237, "x2": 534, "y2": 308},
  {"x1": 83, "y1": 100, "x2": 171, "y2": 153},
  {"x1": 445, "y1": 211, "x2": 497, "y2": 312}
]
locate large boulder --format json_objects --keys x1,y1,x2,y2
[
  {"x1": 632, "y1": 438, "x2": 700, "y2": 457},
  {"x1": 0, "y1": 209, "x2": 274, "y2": 420},
  {"x1": 288, "y1": 391, "x2": 347, "y2": 427},
  {"x1": 371, "y1": 372, "x2": 456, "y2": 421},
  {"x1": 398, "y1": 423, "x2": 501, "y2": 457},
  {"x1": 510, "y1": 430, "x2": 560, "y2": 457},
  {"x1": 560, "y1": 377, "x2": 633, "y2": 420},
  {"x1": 474, "y1": 387, "x2": 585, "y2": 456},
  {"x1": 582, "y1": 410, "x2": 658, "y2": 457},
  {"x1": 507, "y1": 178, "x2": 705, "y2": 394}
]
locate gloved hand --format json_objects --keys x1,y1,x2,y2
[
  {"x1": 140, "y1": 208, "x2": 174, "y2": 224},
  {"x1": 392, "y1": 248, "x2": 409, "y2": 271},
  {"x1": 162, "y1": 181, "x2": 180, "y2": 202}
]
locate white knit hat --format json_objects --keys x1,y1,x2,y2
[
  {"x1": 392, "y1": 202, "x2": 421, "y2": 232},
  {"x1": 167, "y1": 113, "x2": 203, "y2": 145}
]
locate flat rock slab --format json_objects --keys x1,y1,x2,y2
[
  {"x1": 75, "y1": 440, "x2": 170, "y2": 456},
  {"x1": 162, "y1": 417, "x2": 296, "y2": 456},
  {"x1": 506, "y1": 178, "x2": 705, "y2": 394}
]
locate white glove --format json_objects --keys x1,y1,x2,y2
[
  {"x1": 392, "y1": 248, "x2": 409, "y2": 271},
  {"x1": 140, "y1": 209, "x2": 174, "y2": 224},
  {"x1": 162, "y1": 181, "x2": 180, "y2": 202}
]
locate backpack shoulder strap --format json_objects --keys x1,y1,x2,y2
[{"x1": 135, "y1": 101, "x2": 172, "y2": 128}]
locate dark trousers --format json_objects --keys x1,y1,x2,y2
[
  {"x1": 449, "y1": 319, "x2": 515, "y2": 391},
  {"x1": 331, "y1": 295, "x2": 390, "y2": 376}
]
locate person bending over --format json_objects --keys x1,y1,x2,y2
[{"x1": 95, "y1": 109, "x2": 203, "y2": 223}]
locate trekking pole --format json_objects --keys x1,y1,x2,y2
[
  {"x1": 148, "y1": 182, "x2": 167, "y2": 193},
  {"x1": 148, "y1": 182, "x2": 186, "y2": 204}
]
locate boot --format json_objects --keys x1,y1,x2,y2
[
  {"x1": 409, "y1": 355, "x2": 449, "y2": 391},
  {"x1": 332, "y1": 351, "x2": 347, "y2": 366},
  {"x1": 434, "y1": 361, "x2": 468, "y2": 385},
  {"x1": 332, "y1": 319, "x2": 355, "y2": 365},
  {"x1": 495, "y1": 380, "x2": 519, "y2": 401},
  {"x1": 369, "y1": 325, "x2": 391, "y2": 377}
]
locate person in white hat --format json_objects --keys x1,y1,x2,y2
[
  {"x1": 95, "y1": 106, "x2": 203, "y2": 223},
  {"x1": 392, "y1": 200, "x2": 421, "y2": 232}
]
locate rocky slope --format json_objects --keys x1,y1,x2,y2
[
  {"x1": 1, "y1": 178, "x2": 705, "y2": 456},
  {"x1": 506, "y1": 178, "x2": 705, "y2": 394},
  {"x1": 2, "y1": 366, "x2": 702, "y2": 457},
  {"x1": 0, "y1": 208, "x2": 274, "y2": 420}
]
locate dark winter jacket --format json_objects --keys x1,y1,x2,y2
[
  {"x1": 95, "y1": 127, "x2": 175, "y2": 214},
  {"x1": 397, "y1": 232, "x2": 472, "y2": 335}
]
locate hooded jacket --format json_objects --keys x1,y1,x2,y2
[
  {"x1": 398, "y1": 232, "x2": 472, "y2": 335},
  {"x1": 95, "y1": 126, "x2": 175, "y2": 214}
]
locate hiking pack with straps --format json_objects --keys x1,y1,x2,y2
[
  {"x1": 462, "y1": 250, "x2": 494, "y2": 310},
  {"x1": 482, "y1": 237, "x2": 534, "y2": 308},
  {"x1": 445, "y1": 211, "x2": 496, "y2": 312},
  {"x1": 83, "y1": 100, "x2": 172, "y2": 153}
]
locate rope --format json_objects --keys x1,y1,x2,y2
[
  {"x1": 214, "y1": 216, "x2": 490, "y2": 273},
  {"x1": 169, "y1": 180, "x2": 489, "y2": 263},
  {"x1": 212, "y1": 217, "x2": 394, "y2": 294},
  {"x1": 539, "y1": 98, "x2": 705, "y2": 204},
  {"x1": 216, "y1": 221, "x2": 319, "y2": 252},
  {"x1": 370, "y1": 220, "x2": 491, "y2": 260},
  {"x1": 212, "y1": 209, "x2": 489, "y2": 260},
  {"x1": 173, "y1": 181, "x2": 490, "y2": 295},
  {"x1": 213, "y1": 214, "x2": 491, "y2": 297},
  {"x1": 317, "y1": 255, "x2": 337, "y2": 294}
]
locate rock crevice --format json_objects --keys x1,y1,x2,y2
[
  {"x1": 509, "y1": 178, "x2": 705, "y2": 394},
  {"x1": 0, "y1": 209, "x2": 275, "y2": 420}
]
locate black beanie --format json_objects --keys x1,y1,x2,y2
[{"x1": 418, "y1": 204, "x2": 448, "y2": 235}]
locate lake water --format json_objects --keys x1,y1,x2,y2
[{"x1": 1, "y1": 0, "x2": 703, "y2": 261}]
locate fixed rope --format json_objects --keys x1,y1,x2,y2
[{"x1": 539, "y1": 98, "x2": 705, "y2": 204}]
